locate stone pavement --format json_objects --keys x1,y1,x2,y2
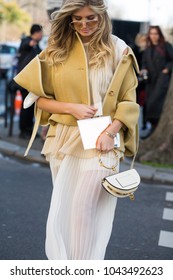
[{"x1": 0, "y1": 116, "x2": 173, "y2": 185}]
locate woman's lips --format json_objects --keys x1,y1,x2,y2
[{"x1": 81, "y1": 29, "x2": 90, "y2": 33}]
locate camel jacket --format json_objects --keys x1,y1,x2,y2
[{"x1": 14, "y1": 34, "x2": 140, "y2": 157}]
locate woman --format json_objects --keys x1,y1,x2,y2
[
  {"x1": 141, "y1": 25, "x2": 173, "y2": 136},
  {"x1": 14, "y1": 0, "x2": 139, "y2": 260}
]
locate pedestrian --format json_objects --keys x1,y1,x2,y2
[
  {"x1": 133, "y1": 33, "x2": 147, "y2": 130},
  {"x1": 14, "y1": 0, "x2": 139, "y2": 260},
  {"x1": 40, "y1": 1, "x2": 63, "y2": 141},
  {"x1": 17, "y1": 24, "x2": 43, "y2": 139},
  {"x1": 140, "y1": 25, "x2": 173, "y2": 137},
  {"x1": 133, "y1": 33, "x2": 147, "y2": 70}
]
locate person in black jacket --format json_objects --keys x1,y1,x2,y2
[
  {"x1": 17, "y1": 24, "x2": 43, "y2": 139},
  {"x1": 140, "y1": 25, "x2": 173, "y2": 137}
]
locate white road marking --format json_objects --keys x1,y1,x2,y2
[
  {"x1": 158, "y1": 192, "x2": 173, "y2": 249},
  {"x1": 166, "y1": 192, "x2": 173, "y2": 202},
  {"x1": 158, "y1": 230, "x2": 173, "y2": 249},
  {"x1": 163, "y1": 208, "x2": 173, "y2": 221}
]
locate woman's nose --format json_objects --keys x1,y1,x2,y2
[{"x1": 81, "y1": 21, "x2": 87, "y2": 28}]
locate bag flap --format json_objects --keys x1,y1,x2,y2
[{"x1": 105, "y1": 169, "x2": 140, "y2": 190}]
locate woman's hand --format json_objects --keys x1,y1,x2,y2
[
  {"x1": 96, "y1": 132, "x2": 115, "y2": 152},
  {"x1": 96, "y1": 119, "x2": 123, "y2": 152},
  {"x1": 69, "y1": 104, "x2": 98, "y2": 119},
  {"x1": 162, "y1": 68, "x2": 169, "y2": 74}
]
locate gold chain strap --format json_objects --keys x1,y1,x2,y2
[{"x1": 98, "y1": 150, "x2": 119, "y2": 171}]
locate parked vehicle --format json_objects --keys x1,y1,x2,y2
[{"x1": 0, "y1": 43, "x2": 19, "y2": 78}]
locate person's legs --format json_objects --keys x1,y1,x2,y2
[
  {"x1": 45, "y1": 152, "x2": 119, "y2": 260},
  {"x1": 142, "y1": 104, "x2": 147, "y2": 129},
  {"x1": 19, "y1": 90, "x2": 34, "y2": 138}
]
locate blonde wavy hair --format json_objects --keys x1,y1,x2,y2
[{"x1": 44, "y1": 0, "x2": 114, "y2": 67}]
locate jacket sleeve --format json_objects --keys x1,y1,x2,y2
[
  {"x1": 141, "y1": 50, "x2": 147, "y2": 70},
  {"x1": 14, "y1": 51, "x2": 54, "y2": 126},
  {"x1": 14, "y1": 50, "x2": 54, "y2": 99},
  {"x1": 113, "y1": 61, "x2": 140, "y2": 156},
  {"x1": 165, "y1": 42, "x2": 173, "y2": 72}
]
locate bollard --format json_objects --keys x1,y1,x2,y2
[{"x1": 14, "y1": 90, "x2": 22, "y2": 116}]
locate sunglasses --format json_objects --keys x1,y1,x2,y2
[{"x1": 69, "y1": 19, "x2": 98, "y2": 30}]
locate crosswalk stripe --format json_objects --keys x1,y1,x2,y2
[
  {"x1": 163, "y1": 208, "x2": 173, "y2": 221},
  {"x1": 166, "y1": 192, "x2": 173, "y2": 202},
  {"x1": 158, "y1": 230, "x2": 173, "y2": 248},
  {"x1": 159, "y1": 192, "x2": 173, "y2": 249}
]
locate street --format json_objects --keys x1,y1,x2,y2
[{"x1": 0, "y1": 154, "x2": 173, "y2": 260}]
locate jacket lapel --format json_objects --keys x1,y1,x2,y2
[{"x1": 103, "y1": 49, "x2": 138, "y2": 108}]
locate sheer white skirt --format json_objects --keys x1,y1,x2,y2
[{"x1": 45, "y1": 152, "x2": 120, "y2": 260}]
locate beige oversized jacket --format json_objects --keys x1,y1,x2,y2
[{"x1": 14, "y1": 34, "x2": 139, "y2": 157}]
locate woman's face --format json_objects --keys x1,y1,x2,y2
[
  {"x1": 71, "y1": 6, "x2": 99, "y2": 43},
  {"x1": 149, "y1": 28, "x2": 160, "y2": 45}
]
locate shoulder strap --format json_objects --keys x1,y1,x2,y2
[
  {"x1": 24, "y1": 107, "x2": 42, "y2": 157},
  {"x1": 130, "y1": 124, "x2": 139, "y2": 169}
]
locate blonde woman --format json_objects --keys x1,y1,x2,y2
[{"x1": 14, "y1": 0, "x2": 139, "y2": 260}]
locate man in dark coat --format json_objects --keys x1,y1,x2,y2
[{"x1": 17, "y1": 24, "x2": 43, "y2": 139}]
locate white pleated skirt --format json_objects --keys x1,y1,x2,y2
[
  {"x1": 45, "y1": 152, "x2": 120, "y2": 260},
  {"x1": 42, "y1": 123, "x2": 122, "y2": 260}
]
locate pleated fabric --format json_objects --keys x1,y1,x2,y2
[{"x1": 45, "y1": 152, "x2": 120, "y2": 260}]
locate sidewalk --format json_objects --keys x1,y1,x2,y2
[
  {"x1": 1, "y1": 117, "x2": 173, "y2": 185},
  {"x1": 0, "y1": 117, "x2": 46, "y2": 165}
]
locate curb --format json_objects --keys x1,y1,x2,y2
[
  {"x1": 1, "y1": 139, "x2": 173, "y2": 185},
  {"x1": 122, "y1": 159, "x2": 173, "y2": 186},
  {"x1": 0, "y1": 140, "x2": 48, "y2": 166}
]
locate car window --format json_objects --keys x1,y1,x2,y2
[{"x1": 0, "y1": 45, "x2": 17, "y2": 54}]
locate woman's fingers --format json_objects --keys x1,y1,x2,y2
[
  {"x1": 96, "y1": 133, "x2": 114, "y2": 152},
  {"x1": 71, "y1": 104, "x2": 97, "y2": 119}
]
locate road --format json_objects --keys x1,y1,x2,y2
[
  {"x1": 0, "y1": 154, "x2": 51, "y2": 260},
  {"x1": 0, "y1": 154, "x2": 173, "y2": 260}
]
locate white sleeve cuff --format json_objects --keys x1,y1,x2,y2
[{"x1": 23, "y1": 92, "x2": 39, "y2": 109}]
